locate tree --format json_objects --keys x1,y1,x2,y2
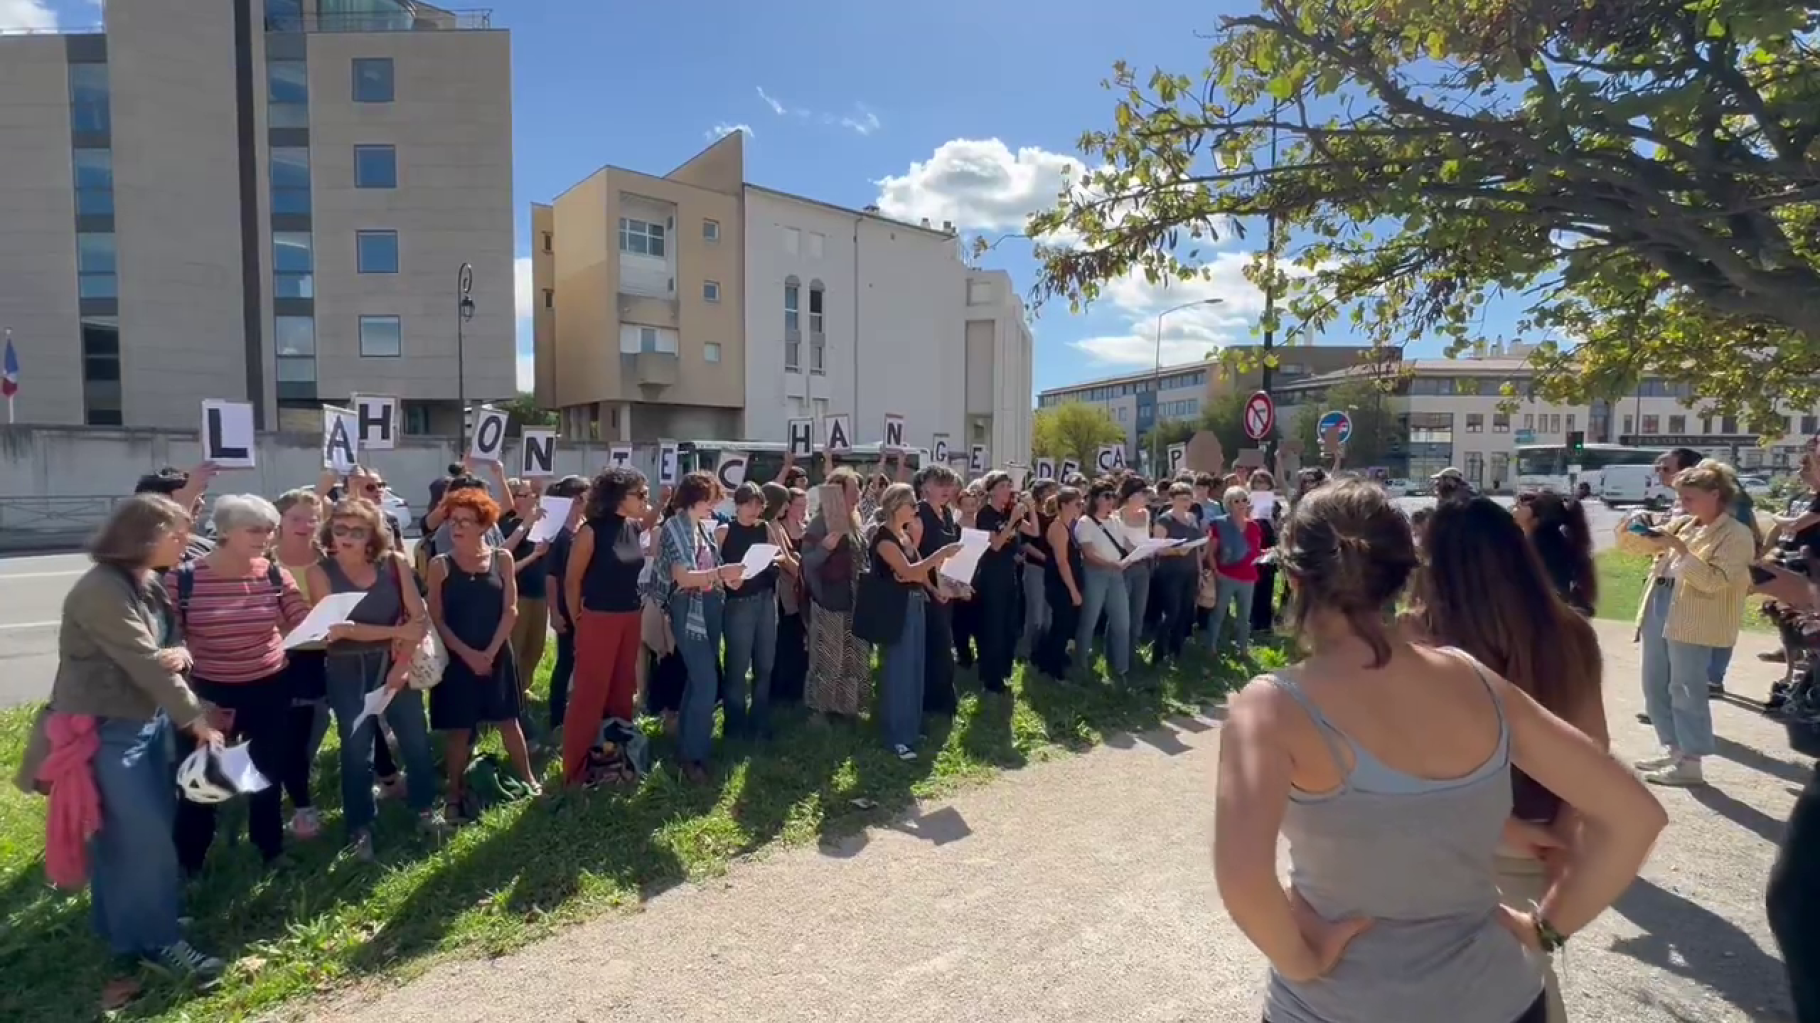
[
  {"x1": 1028, "y1": 0, "x2": 1820, "y2": 433},
  {"x1": 499, "y1": 392, "x2": 556, "y2": 430},
  {"x1": 1034, "y1": 402, "x2": 1127, "y2": 465}
]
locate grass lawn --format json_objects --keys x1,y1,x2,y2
[
  {"x1": 0, "y1": 639, "x2": 1271, "y2": 1022},
  {"x1": 1593, "y1": 549, "x2": 1776, "y2": 633}
]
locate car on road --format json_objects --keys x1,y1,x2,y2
[
  {"x1": 378, "y1": 490, "x2": 414, "y2": 537},
  {"x1": 1738, "y1": 475, "x2": 1774, "y2": 500},
  {"x1": 1382, "y1": 478, "x2": 1420, "y2": 496}
]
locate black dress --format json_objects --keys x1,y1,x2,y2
[
  {"x1": 916, "y1": 501, "x2": 960, "y2": 715},
  {"x1": 1035, "y1": 518, "x2": 1086, "y2": 679},
  {"x1": 430, "y1": 551, "x2": 523, "y2": 730}
]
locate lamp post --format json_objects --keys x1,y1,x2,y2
[
  {"x1": 1150, "y1": 297, "x2": 1224, "y2": 472},
  {"x1": 456, "y1": 262, "x2": 475, "y2": 450}
]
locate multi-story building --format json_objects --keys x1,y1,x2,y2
[
  {"x1": 533, "y1": 132, "x2": 1035, "y2": 465},
  {"x1": 0, "y1": 0, "x2": 515, "y2": 434},
  {"x1": 1036, "y1": 344, "x2": 1377, "y2": 458},
  {"x1": 1276, "y1": 342, "x2": 1820, "y2": 486}
]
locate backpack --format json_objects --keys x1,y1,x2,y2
[
  {"x1": 457, "y1": 753, "x2": 535, "y2": 818},
  {"x1": 1213, "y1": 516, "x2": 1249, "y2": 567},
  {"x1": 173, "y1": 559, "x2": 286, "y2": 626}
]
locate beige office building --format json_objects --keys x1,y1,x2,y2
[{"x1": 0, "y1": 0, "x2": 514, "y2": 433}]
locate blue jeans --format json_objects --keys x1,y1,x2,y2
[
  {"x1": 1021, "y1": 562, "x2": 1049, "y2": 655},
  {"x1": 1639, "y1": 582, "x2": 1717, "y2": 758},
  {"x1": 325, "y1": 648, "x2": 437, "y2": 834},
  {"x1": 881, "y1": 592, "x2": 928, "y2": 749},
  {"x1": 1709, "y1": 644, "x2": 1734, "y2": 687},
  {"x1": 722, "y1": 592, "x2": 778, "y2": 737},
  {"x1": 670, "y1": 590, "x2": 726, "y2": 765},
  {"x1": 1208, "y1": 575, "x2": 1257, "y2": 656},
  {"x1": 90, "y1": 715, "x2": 183, "y2": 956},
  {"x1": 1078, "y1": 565, "x2": 1132, "y2": 676}
]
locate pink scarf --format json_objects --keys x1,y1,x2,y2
[{"x1": 36, "y1": 713, "x2": 101, "y2": 889}]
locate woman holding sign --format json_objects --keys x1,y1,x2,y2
[
  {"x1": 717, "y1": 482, "x2": 783, "y2": 740},
  {"x1": 802, "y1": 469, "x2": 872, "y2": 719}
]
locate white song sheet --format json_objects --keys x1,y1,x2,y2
[
  {"x1": 281, "y1": 591, "x2": 368, "y2": 650},
  {"x1": 938, "y1": 528, "x2": 992, "y2": 584}
]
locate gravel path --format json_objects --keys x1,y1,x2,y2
[{"x1": 314, "y1": 621, "x2": 1800, "y2": 1023}]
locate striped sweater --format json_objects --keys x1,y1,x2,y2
[
  {"x1": 164, "y1": 558, "x2": 312, "y2": 683},
  {"x1": 1615, "y1": 513, "x2": 1755, "y2": 649}
]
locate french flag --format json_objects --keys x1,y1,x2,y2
[{"x1": 0, "y1": 330, "x2": 17, "y2": 402}]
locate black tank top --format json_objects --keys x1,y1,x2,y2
[
  {"x1": 580, "y1": 514, "x2": 643, "y2": 613},
  {"x1": 720, "y1": 518, "x2": 776, "y2": 594}
]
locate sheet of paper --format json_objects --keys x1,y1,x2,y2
[
  {"x1": 1120, "y1": 537, "x2": 1181, "y2": 566},
  {"x1": 735, "y1": 542, "x2": 782, "y2": 578},
  {"x1": 347, "y1": 686, "x2": 395, "y2": 736},
  {"x1": 1249, "y1": 492, "x2": 1277, "y2": 521},
  {"x1": 528, "y1": 496, "x2": 572, "y2": 543},
  {"x1": 217, "y1": 741, "x2": 271, "y2": 794},
  {"x1": 938, "y1": 528, "x2": 993, "y2": 584},
  {"x1": 282, "y1": 591, "x2": 368, "y2": 649},
  {"x1": 1174, "y1": 537, "x2": 1209, "y2": 552}
]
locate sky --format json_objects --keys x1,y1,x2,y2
[{"x1": 9, "y1": 0, "x2": 1489, "y2": 398}]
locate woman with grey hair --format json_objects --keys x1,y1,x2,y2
[
  {"x1": 164, "y1": 494, "x2": 311, "y2": 872},
  {"x1": 802, "y1": 467, "x2": 872, "y2": 718}
]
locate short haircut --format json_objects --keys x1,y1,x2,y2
[
  {"x1": 322, "y1": 498, "x2": 395, "y2": 561},
  {"x1": 90, "y1": 494, "x2": 190, "y2": 570},
  {"x1": 273, "y1": 488, "x2": 322, "y2": 519},
  {"x1": 733, "y1": 481, "x2": 766, "y2": 507},
  {"x1": 211, "y1": 493, "x2": 281, "y2": 535},
  {"x1": 547, "y1": 474, "x2": 589, "y2": 500},
  {"x1": 441, "y1": 487, "x2": 502, "y2": 529},
  {"x1": 134, "y1": 467, "x2": 189, "y2": 498},
  {"x1": 673, "y1": 471, "x2": 720, "y2": 512},
  {"x1": 1668, "y1": 447, "x2": 1703, "y2": 472},
  {"x1": 585, "y1": 467, "x2": 647, "y2": 521}
]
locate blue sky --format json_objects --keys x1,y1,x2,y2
[{"x1": 14, "y1": 0, "x2": 1484, "y2": 396}]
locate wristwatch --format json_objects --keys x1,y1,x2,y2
[{"x1": 1532, "y1": 908, "x2": 1569, "y2": 953}]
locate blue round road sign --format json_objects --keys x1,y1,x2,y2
[{"x1": 1317, "y1": 410, "x2": 1354, "y2": 443}]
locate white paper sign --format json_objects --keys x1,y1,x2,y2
[
  {"x1": 1061, "y1": 459, "x2": 1081, "y2": 479},
  {"x1": 608, "y1": 444, "x2": 633, "y2": 469},
  {"x1": 1096, "y1": 445, "x2": 1121, "y2": 473},
  {"x1": 1119, "y1": 537, "x2": 1181, "y2": 566},
  {"x1": 658, "y1": 440, "x2": 680, "y2": 486},
  {"x1": 216, "y1": 742, "x2": 272, "y2": 795},
  {"x1": 468, "y1": 406, "x2": 509, "y2": 463},
  {"x1": 932, "y1": 433, "x2": 950, "y2": 465},
  {"x1": 353, "y1": 394, "x2": 397, "y2": 450},
  {"x1": 787, "y1": 418, "x2": 814, "y2": 459},
  {"x1": 716, "y1": 450, "x2": 749, "y2": 490},
  {"x1": 733, "y1": 542, "x2": 781, "y2": 579},
  {"x1": 321, "y1": 405, "x2": 359, "y2": 473},
  {"x1": 824, "y1": 413, "x2": 852, "y2": 453},
  {"x1": 282, "y1": 591, "x2": 368, "y2": 649},
  {"x1": 969, "y1": 444, "x2": 988, "y2": 474},
  {"x1": 1167, "y1": 443, "x2": 1187, "y2": 476},
  {"x1": 521, "y1": 429, "x2": 557, "y2": 477},
  {"x1": 200, "y1": 400, "x2": 256, "y2": 469},
  {"x1": 938, "y1": 527, "x2": 993, "y2": 584},
  {"x1": 528, "y1": 496, "x2": 572, "y2": 543},
  {"x1": 1250, "y1": 491, "x2": 1278, "y2": 521},
  {"x1": 347, "y1": 686, "x2": 395, "y2": 736},
  {"x1": 1035, "y1": 457, "x2": 1056, "y2": 480},
  {"x1": 883, "y1": 413, "x2": 906, "y2": 452}
]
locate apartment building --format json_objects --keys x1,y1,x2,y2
[
  {"x1": 533, "y1": 132, "x2": 1036, "y2": 466},
  {"x1": 1036, "y1": 344, "x2": 1376, "y2": 457},
  {"x1": 0, "y1": 0, "x2": 514, "y2": 433},
  {"x1": 1276, "y1": 342, "x2": 1820, "y2": 485}
]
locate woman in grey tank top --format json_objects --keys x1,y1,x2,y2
[{"x1": 1213, "y1": 480, "x2": 1667, "y2": 1023}]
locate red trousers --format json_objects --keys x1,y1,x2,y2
[{"x1": 564, "y1": 609, "x2": 641, "y2": 785}]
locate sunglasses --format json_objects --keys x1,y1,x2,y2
[{"x1": 331, "y1": 524, "x2": 370, "y2": 539}]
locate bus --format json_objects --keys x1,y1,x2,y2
[{"x1": 1514, "y1": 442, "x2": 1664, "y2": 492}]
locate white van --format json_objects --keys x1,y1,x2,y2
[{"x1": 1598, "y1": 464, "x2": 1671, "y2": 507}]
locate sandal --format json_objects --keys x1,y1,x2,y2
[{"x1": 100, "y1": 977, "x2": 142, "y2": 1011}]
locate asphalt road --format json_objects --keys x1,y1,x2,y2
[{"x1": 0, "y1": 501, "x2": 1627, "y2": 708}]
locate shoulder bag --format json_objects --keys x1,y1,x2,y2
[
  {"x1": 395, "y1": 554, "x2": 448, "y2": 690},
  {"x1": 851, "y1": 534, "x2": 910, "y2": 645}
]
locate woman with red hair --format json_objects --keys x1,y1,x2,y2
[{"x1": 426, "y1": 488, "x2": 538, "y2": 816}]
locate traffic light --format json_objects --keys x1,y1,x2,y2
[{"x1": 1566, "y1": 430, "x2": 1585, "y2": 453}]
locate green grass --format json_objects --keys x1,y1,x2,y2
[
  {"x1": 1593, "y1": 549, "x2": 1776, "y2": 632},
  {"x1": 0, "y1": 638, "x2": 1269, "y2": 1021}
]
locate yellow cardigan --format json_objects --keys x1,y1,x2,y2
[{"x1": 1614, "y1": 513, "x2": 1755, "y2": 649}]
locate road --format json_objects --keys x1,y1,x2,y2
[{"x1": 0, "y1": 501, "x2": 1627, "y2": 708}]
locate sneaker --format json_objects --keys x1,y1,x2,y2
[
  {"x1": 1633, "y1": 749, "x2": 1680, "y2": 772},
  {"x1": 1708, "y1": 683, "x2": 1727, "y2": 697},
  {"x1": 892, "y1": 744, "x2": 917, "y2": 761},
  {"x1": 1636, "y1": 712, "x2": 1652, "y2": 725},
  {"x1": 288, "y1": 807, "x2": 322, "y2": 841},
  {"x1": 146, "y1": 940, "x2": 225, "y2": 982},
  {"x1": 348, "y1": 829, "x2": 376, "y2": 862},
  {"x1": 1645, "y1": 758, "x2": 1706, "y2": 787}
]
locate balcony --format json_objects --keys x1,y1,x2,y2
[
  {"x1": 631, "y1": 350, "x2": 679, "y2": 390},
  {"x1": 264, "y1": 3, "x2": 492, "y2": 33}
]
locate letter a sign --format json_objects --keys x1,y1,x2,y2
[
  {"x1": 321, "y1": 405, "x2": 358, "y2": 473},
  {"x1": 883, "y1": 413, "x2": 905, "y2": 452}
]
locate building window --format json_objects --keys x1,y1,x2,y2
[
  {"x1": 808, "y1": 231, "x2": 825, "y2": 259},
  {"x1": 703, "y1": 219, "x2": 720, "y2": 242},
  {"x1": 273, "y1": 232, "x2": 314, "y2": 298},
  {"x1": 354, "y1": 145, "x2": 397, "y2": 188},
  {"x1": 269, "y1": 147, "x2": 311, "y2": 215},
  {"x1": 76, "y1": 232, "x2": 117, "y2": 299},
  {"x1": 1722, "y1": 415, "x2": 1739, "y2": 434},
  {"x1": 1623, "y1": 414, "x2": 1634, "y2": 435},
  {"x1": 352, "y1": 57, "x2": 394, "y2": 103},
  {"x1": 1566, "y1": 413, "x2": 1577, "y2": 433},
  {"x1": 1668, "y1": 414, "x2": 1686, "y2": 433},
  {"x1": 1804, "y1": 415, "x2": 1819, "y2": 435},
  {"x1": 81, "y1": 316, "x2": 121, "y2": 425},
  {"x1": 541, "y1": 231, "x2": 552, "y2": 253},
  {"x1": 1492, "y1": 412, "x2": 1510, "y2": 432},
  {"x1": 703, "y1": 280, "x2": 721, "y2": 303},
  {"x1": 704, "y1": 342, "x2": 722, "y2": 364},
  {"x1": 72, "y1": 149, "x2": 113, "y2": 216},
  {"x1": 808, "y1": 284, "x2": 825, "y2": 374},
  {"x1": 356, "y1": 230, "x2": 399, "y2": 273},
  {"x1": 359, "y1": 314, "x2": 402, "y2": 357},
  {"x1": 783, "y1": 281, "x2": 800, "y2": 333},
  {"x1": 783, "y1": 227, "x2": 800, "y2": 255},
  {"x1": 274, "y1": 314, "x2": 315, "y2": 357},
  {"x1": 1465, "y1": 413, "x2": 1483, "y2": 433},
  {"x1": 1641, "y1": 414, "x2": 1660, "y2": 434},
  {"x1": 268, "y1": 60, "x2": 309, "y2": 128},
  {"x1": 808, "y1": 284, "x2": 824, "y2": 334},
  {"x1": 617, "y1": 217, "x2": 666, "y2": 258},
  {"x1": 542, "y1": 289, "x2": 553, "y2": 309},
  {"x1": 69, "y1": 63, "x2": 110, "y2": 134},
  {"x1": 619, "y1": 325, "x2": 679, "y2": 355},
  {"x1": 1522, "y1": 413, "x2": 1534, "y2": 431}
]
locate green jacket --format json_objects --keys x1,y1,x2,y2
[{"x1": 49, "y1": 564, "x2": 203, "y2": 727}]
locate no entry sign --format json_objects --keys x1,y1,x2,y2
[
  {"x1": 1243, "y1": 390, "x2": 1276, "y2": 441},
  {"x1": 1318, "y1": 409, "x2": 1354, "y2": 444}
]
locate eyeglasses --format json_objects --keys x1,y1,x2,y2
[{"x1": 331, "y1": 524, "x2": 370, "y2": 540}]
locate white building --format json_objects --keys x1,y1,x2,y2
[{"x1": 741, "y1": 186, "x2": 1032, "y2": 467}]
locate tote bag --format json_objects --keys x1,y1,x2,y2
[{"x1": 851, "y1": 531, "x2": 909, "y2": 644}]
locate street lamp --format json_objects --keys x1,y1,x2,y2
[
  {"x1": 1150, "y1": 297, "x2": 1224, "y2": 472},
  {"x1": 457, "y1": 262, "x2": 475, "y2": 449}
]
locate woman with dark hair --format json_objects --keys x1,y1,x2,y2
[
  {"x1": 915, "y1": 465, "x2": 964, "y2": 715},
  {"x1": 868, "y1": 483, "x2": 965, "y2": 759},
  {"x1": 541, "y1": 475, "x2": 590, "y2": 735},
  {"x1": 950, "y1": 486, "x2": 983, "y2": 669},
  {"x1": 717, "y1": 482, "x2": 783, "y2": 739},
  {"x1": 1073, "y1": 479, "x2": 1134, "y2": 680},
  {"x1": 1150, "y1": 482, "x2": 1203, "y2": 661},
  {"x1": 562, "y1": 467, "x2": 652, "y2": 786},
  {"x1": 427, "y1": 488, "x2": 537, "y2": 815},
  {"x1": 802, "y1": 468, "x2": 871, "y2": 718},
  {"x1": 1114, "y1": 475, "x2": 1154, "y2": 664},
  {"x1": 1248, "y1": 470, "x2": 1283, "y2": 635},
  {"x1": 1408, "y1": 497, "x2": 1608, "y2": 1023},
  {"x1": 655, "y1": 472, "x2": 742, "y2": 781},
  {"x1": 1214, "y1": 480, "x2": 1665, "y2": 1023},
  {"x1": 972, "y1": 472, "x2": 1030, "y2": 693},
  {"x1": 1033, "y1": 487, "x2": 1086, "y2": 679},
  {"x1": 497, "y1": 479, "x2": 550, "y2": 711},
  {"x1": 1020, "y1": 478, "x2": 1060, "y2": 656},
  {"x1": 1513, "y1": 490, "x2": 1598, "y2": 617},
  {"x1": 769, "y1": 483, "x2": 810, "y2": 706}
]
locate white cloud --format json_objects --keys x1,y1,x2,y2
[
  {"x1": 0, "y1": 0, "x2": 57, "y2": 31},
  {"x1": 514, "y1": 255, "x2": 533, "y2": 393},
  {"x1": 1067, "y1": 252, "x2": 1277, "y2": 368},
  {"x1": 756, "y1": 86, "x2": 787, "y2": 115},
  {"x1": 840, "y1": 108, "x2": 881, "y2": 136},
  {"x1": 706, "y1": 122, "x2": 753, "y2": 141},
  {"x1": 875, "y1": 138, "x2": 1086, "y2": 234}
]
